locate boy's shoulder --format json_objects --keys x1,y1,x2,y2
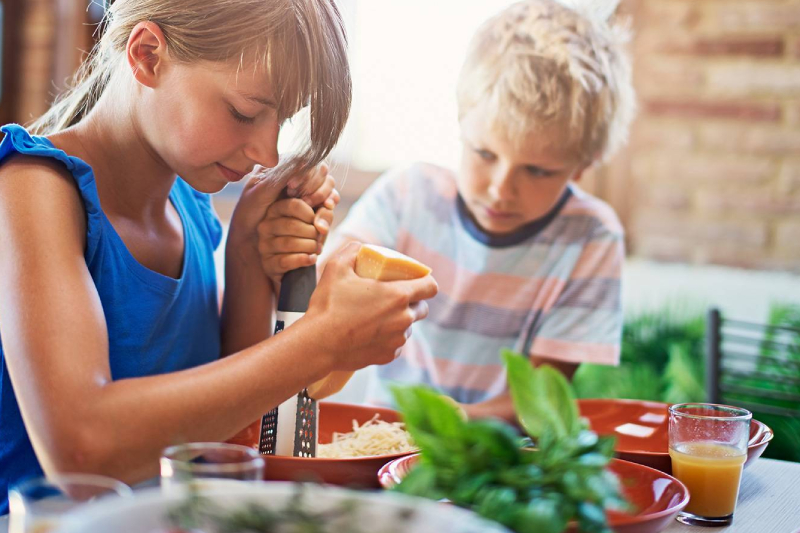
[
  {"x1": 561, "y1": 184, "x2": 624, "y2": 239},
  {"x1": 380, "y1": 161, "x2": 459, "y2": 200}
]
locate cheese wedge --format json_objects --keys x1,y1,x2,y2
[
  {"x1": 306, "y1": 244, "x2": 432, "y2": 400},
  {"x1": 353, "y1": 244, "x2": 432, "y2": 281}
]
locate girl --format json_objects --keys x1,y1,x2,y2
[{"x1": 0, "y1": 0, "x2": 437, "y2": 513}]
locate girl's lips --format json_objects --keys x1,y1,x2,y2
[{"x1": 216, "y1": 163, "x2": 246, "y2": 182}]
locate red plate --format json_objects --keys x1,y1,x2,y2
[
  {"x1": 260, "y1": 402, "x2": 415, "y2": 488},
  {"x1": 378, "y1": 454, "x2": 689, "y2": 533},
  {"x1": 578, "y1": 399, "x2": 773, "y2": 473}
]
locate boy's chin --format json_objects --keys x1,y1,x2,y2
[{"x1": 472, "y1": 212, "x2": 526, "y2": 236}]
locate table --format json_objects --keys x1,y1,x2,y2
[
  {"x1": 1, "y1": 458, "x2": 798, "y2": 532},
  {"x1": 664, "y1": 458, "x2": 800, "y2": 533}
]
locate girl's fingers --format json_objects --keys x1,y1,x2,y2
[
  {"x1": 264, "y1": 217, "x2": 320, "y2": 240},
  {"x1": 272, "y1": 253, "x2": 318, "y2": 272},
  {"x1": 403, "y1": 276, "x2": 439, "y2": 306},
  {"x1": 260, "y1": 236, "x2": 320, "y2": 256},
  {"x1": 409, "y1": 301, "x2": 430, "y2": 323},
  {"x1": 287, "y1": 162, "x2": 329, "y2": 199},
  {"x1": 314, "y1": 207, "x2": 334, "y2": 235},
  {"x1": 301, "y1": 171, "x2": 336, "y2": 208},
  {"x1": 266, "y1": 198, "x2": 315, "y2": 224},
  {"x1": 323, "y1": 188, "x2": 341, "y2": 210}
]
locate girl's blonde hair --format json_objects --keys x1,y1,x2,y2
[
  {"x1": 456, "y1": 0, "x2": 635, "y2": 165},
  {"x1": 31, "y1": 0, "x2": 352, "y2": 178}
]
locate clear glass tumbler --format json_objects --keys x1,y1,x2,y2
[
  {"x1": 160, "y1": 442, "x2": 265, "y2": 494},
  {"x1": 8, "y1": 473, "x2": 132, "y2": 533},
  {"x1": 669, "y1": 403, "x2": 751, "y2": 527}
]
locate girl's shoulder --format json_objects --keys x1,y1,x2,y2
[{"x1": 0, "y1": 126, "x2": 89, "y2": 247}]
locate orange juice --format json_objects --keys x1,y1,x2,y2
[{"x1": 670, "y1": 442, "x2": 746, "y2": 517}]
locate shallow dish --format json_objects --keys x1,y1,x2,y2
[
  {"x1": 261, "y1": 401, "x2": 415, "y2": 487},
  {"x1": 378, "y1": 454, "x2": 689, "y2": 533},
  {"x1": 577, "y1": 399, "x2": 773, "y2": 473},
  {"x1": 53, "y1": 480, "x2": 511, "y2": 533}
]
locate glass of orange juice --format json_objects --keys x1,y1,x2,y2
[{"x1": 669, "y1": 403, "x2": 751, "y2": 526}]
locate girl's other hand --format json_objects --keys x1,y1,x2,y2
[
  {"x1": 227, "y1": 162, "x2": 335, "y2": 261},
  {"x1": 287, "y1": 162, "x2": 335, "y2": 208},
  {"x1": 304, "y1": 242, "x2": 439, "y2": 372},
  {"x1": 257, "y1": 189, "x2": 338, "y2": 287}
]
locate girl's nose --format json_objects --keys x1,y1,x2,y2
[{"x1": 245, "y1": 120, "x2": 280, "y2": 169}]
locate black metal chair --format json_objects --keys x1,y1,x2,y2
[{"x1": 706, "y1": 307, "x2": 800, "y2": 418}]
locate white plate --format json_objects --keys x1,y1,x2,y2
[{"x1": 53, "y1": 480, "x2": 511, "y2": 533}]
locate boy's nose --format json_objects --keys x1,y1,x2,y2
[{"x1": 488, "y1": 169, "x2": 516, "y2": 201}]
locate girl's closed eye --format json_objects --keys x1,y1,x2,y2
[{"x1": 229, "y1": 105, "x2": 256, "y2": 125}]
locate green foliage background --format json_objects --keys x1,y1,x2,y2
[{"x1": 572, "y1": 302, "x2": 800, "y2": 463}]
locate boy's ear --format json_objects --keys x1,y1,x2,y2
[
  {"x1": 126, "y1": 22, "x2": 168, "y2": 88},
  {"x1": 571, "y1": 166, "x2": 588, "y2": 183}
]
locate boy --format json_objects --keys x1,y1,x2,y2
[{"x1": 270, "y1": 0, "x2": 635, "y2": 421}]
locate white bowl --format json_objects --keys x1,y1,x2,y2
[{"x1": 53, "y1": 480, "x2": 511, "y2": 533}]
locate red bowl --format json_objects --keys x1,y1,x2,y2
[
  {"x1": 378, "y1": 454, "x2": 689, "y2": 533},
  {"x1": 261, "y1": 401, "x2": 415, "y2": 488},
  {"x1": 578, "y1": 399, "x2": 773, "y2": 474}
]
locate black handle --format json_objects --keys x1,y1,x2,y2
[{"x1": 277, "y1": 265, "x2": 317, "y2": 313}]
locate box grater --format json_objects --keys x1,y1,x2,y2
[{"x1": 258, "y1": 265, "x2": 319, "y2": 457}]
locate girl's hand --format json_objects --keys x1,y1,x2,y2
[
  {"x1": 227, "y1": 163, "x2": 334, "y2": 256},
  {"x1": 256, "y1": 188, "x2": 339, "y2": 287},
  {"x1": 304, "y1": 242, "x2": 439, "y2": 372}
]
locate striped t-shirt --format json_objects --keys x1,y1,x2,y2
[{"x1": 328, "y1": 163, "x2": 624, "y2": 406}]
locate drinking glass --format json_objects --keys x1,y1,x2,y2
[
  {"x1": 669, "y1": 403, "x2": 751, "y2": 526},
  {"x1": 160, "y1": 442, "x2": 265, "y2": 494},
  {"x1": 8, "y1": 473, "x2": 132, "y2": 533}
]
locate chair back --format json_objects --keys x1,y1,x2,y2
[{"x1": 706, "y1": 307, "x2": 800, "y2": 418}]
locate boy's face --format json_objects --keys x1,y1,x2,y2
[{"x1": 457, "y1": 105, "x2": 584, "y2": 236}]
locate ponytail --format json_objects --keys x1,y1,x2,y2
[{"x1": 29, "y1": 42, "x2": 118, "y2": 135}]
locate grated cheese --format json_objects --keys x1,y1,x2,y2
[{"x1": 317, "y1": 415, "x2": 416, "y2": 458}]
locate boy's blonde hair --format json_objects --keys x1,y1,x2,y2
[
  {"x1": 31, "y1": 0, "x2": 351, "y2": 178},
  {"x1": 456, "y1": 0, "x2": 635, "y2": 165}
]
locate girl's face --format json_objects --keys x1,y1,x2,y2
[
  {"x1": 140, "y1": 59, "x2": 282, "y2": 193},
  {"x1": 457, "y1": 104, "x2": 584, "y2": 236}
]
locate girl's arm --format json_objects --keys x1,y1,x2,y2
[
  {"x1": 220, "y1": 166, "x2": 335, "y2": 356},
  {"x1": 0, "y1": 160, "x2": 436, "y2": 485}
]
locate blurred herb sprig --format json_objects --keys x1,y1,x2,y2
[{"x1": 392, "y1": 350, "x2": 625, "y2": 533}]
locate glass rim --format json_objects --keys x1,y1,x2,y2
[
  {"x1": 10, "y1": 473, "x2": 133, "y2": 497},
  {"x1": 161, "y1": 442, "x2": 265, "y2": 474},
  {"x1": 669, "y1": 403, "x2": 752, "y2": 421}
]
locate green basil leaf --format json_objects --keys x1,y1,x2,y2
[
  {"x1": 536, "y1": 364, "x2": 580, "y2": 438},
  {"x1": 511, "y1": 498, "x2": 567, "y2": 533},
  {"x1": 502, "y1": 350, "x2": 564, "y2": 439}
]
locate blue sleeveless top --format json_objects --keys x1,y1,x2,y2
[{"x1": 0, "y1": 124, "x2": 223, "y2": 513}]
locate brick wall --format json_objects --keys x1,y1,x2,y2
[
  {"x1": 16, "y1": 0, "x2": 56, "y2": 124},
  {"x1": 13, "y1": 0, "x2": 90, "y2": 125},
  {"x1": 621, "y1": 0, "x2": 800, "y2": 271}
]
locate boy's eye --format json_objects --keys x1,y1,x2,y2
[
  {"x1": 229, "y1": 106, "x2": 256, "y2": 124},
  {"x1": 525, "y1": 165, "x2": 556, "y2": 178},
  {"x1": 475, "y1": 149, "x2": 495, "y2": 161}
]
